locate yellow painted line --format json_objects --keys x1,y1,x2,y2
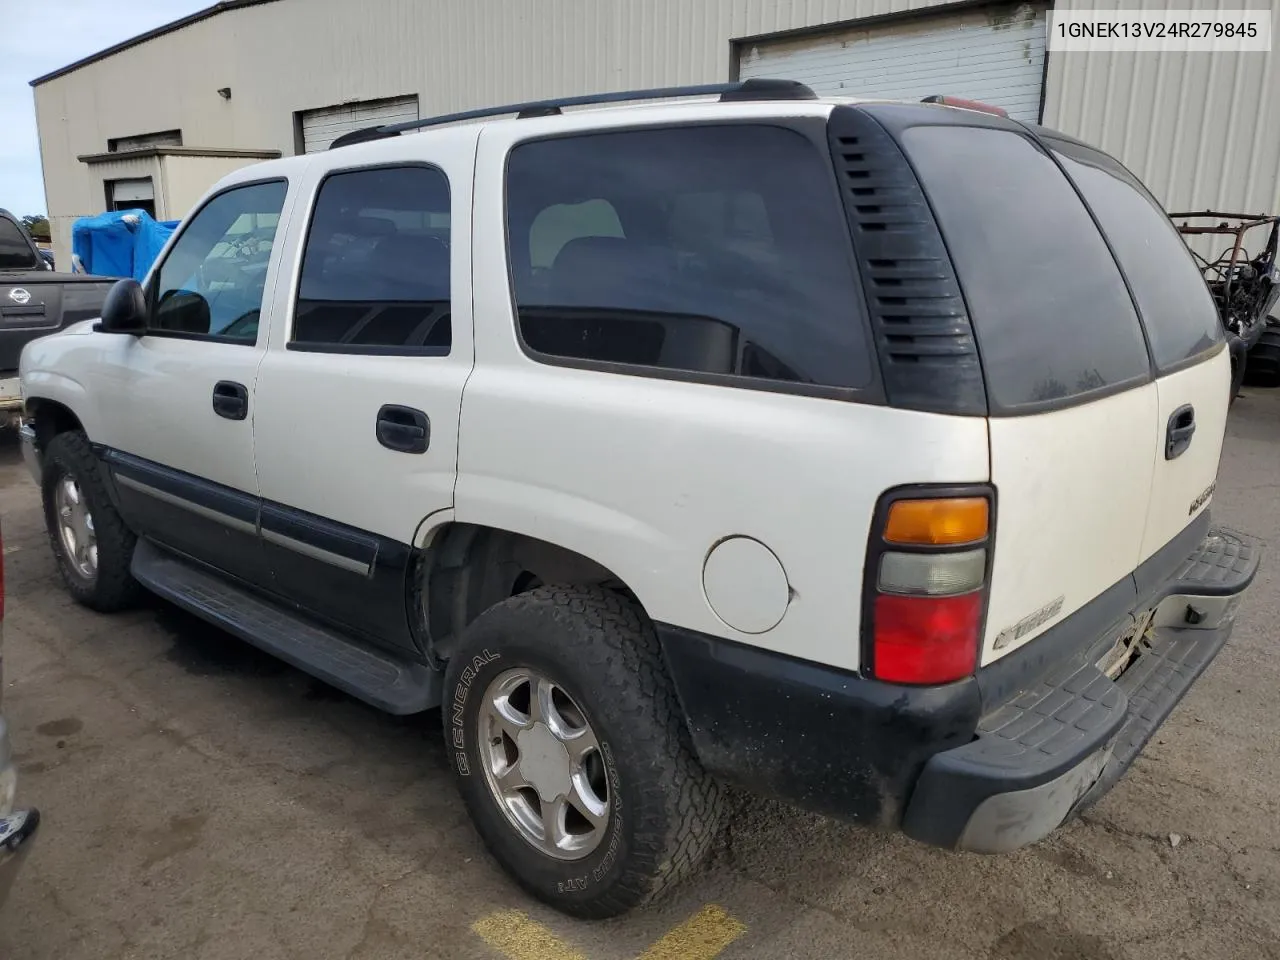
[
  {"x1": 472, "y1": 909, "x2": 589, "y2": 960},
  {"x1": 636, "y1": 904, "x2": 747, "y2": 960}
]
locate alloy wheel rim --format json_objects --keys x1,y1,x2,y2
[
  {"x1": 55, "y1": 476, "x2": 97, "y2": 580},
  {"x1": 478, "y1": 667, "x2": 610, "y2": 860}
]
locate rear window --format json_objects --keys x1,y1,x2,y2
[
  {"x1": 505, "y1": 124, "x2": 872, "y2": 391},
  {"x1": 1044, "y1": 137, "x2": 1221, "y2": 371},
  {"x1": 0, "y1": 218, "x2": 39, "y2": 271},
  {"x1": 901, "y1": 125, "x2": 1150, "y2": 411}
]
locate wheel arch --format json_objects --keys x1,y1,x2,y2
[
  {"x1": 25, "y1": 396, "x2": 86, "y2": 451},
  {"x1": 418, "y1": 522, "x2": 641, "y2": 664}
]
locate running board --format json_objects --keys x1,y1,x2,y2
[{"x1": 131, "y1": 539, "x2": 441, "y2": 714}]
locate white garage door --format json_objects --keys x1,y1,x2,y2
[
  {"x1": 738, "y1": 3, "x2": 1048, "y2": 122},
  {"x1": 300, "y1": 95, "x2": 420, "y2": 153}
]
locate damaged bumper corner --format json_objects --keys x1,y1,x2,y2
[{"x1": 903, "y1": 526, "x2": 1260, "y2": 854}]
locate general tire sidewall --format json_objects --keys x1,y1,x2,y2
[
  {"x1": 445, "y1": 638, "x2": 638, "y2": 908},
  {"x1": 42, "y1": 451, "x2": 96, "y2": 596}
]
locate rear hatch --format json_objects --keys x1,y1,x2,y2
[
  {"x1": 855, "y1": 105, "x2": 1226, "y2": 664},
  {"x1": 1037, "y1": 135, "x2": 1228, "y2": 566}
]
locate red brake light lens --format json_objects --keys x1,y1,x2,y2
[{"x1": 872, "y1": 591, "x2": 982, "y2": 685}]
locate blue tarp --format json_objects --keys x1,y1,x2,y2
[{"x1": 70, "y1": 209, "x2": 180, "y2": 281}]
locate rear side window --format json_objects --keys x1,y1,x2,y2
[
  {"x1": 901, "y1": 126, "x2": 1150, "y2": 411},
  {"x1": 1045, "y1": 137, "x2": 1221, "y2": 371},
  {"x1": 0, "y1": 217, "x2": 39, "y2": 270},
  {"x1": 505, "y1": 124, "x2": 872, "y2": 391},
  {"x1": 294, "y1": 165, "x2": 451, "y2": 353}
]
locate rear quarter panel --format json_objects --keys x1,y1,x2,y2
[{"x1": 459, "y1": 113, "x2": 990, "y2": 673}]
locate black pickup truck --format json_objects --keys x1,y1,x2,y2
[{"x1": 0, "y1": 209, "x2": 114, "y2": 426}]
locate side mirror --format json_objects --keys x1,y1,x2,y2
[{"x1": 95, "y1": 279, "x2": 148, "y2": 334}]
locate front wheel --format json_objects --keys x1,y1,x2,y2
[
  {"x1": 443, "y1": 586, "x2": 723, "y2": 918},
  {"x1": 41, "y1": 431, "x2": 140, "y2": 611}
]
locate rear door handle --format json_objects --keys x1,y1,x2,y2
[
  {"x1": 1165, "y1": 404, "x2": 1196, "y2": 460},
  {"x1": 212, "y1": 380, "x2": 249, "y2": 421},
  {"x1": 376, "y1": 404, "x2": 430, "y2": 454}
]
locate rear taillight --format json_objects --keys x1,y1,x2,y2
[{"x1": 865, "y1": 490, "x2": 992, "y2": 685}]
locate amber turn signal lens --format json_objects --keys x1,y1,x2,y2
[{"x1": 884, "y1": 497, "x2": 988, "y2": 545}]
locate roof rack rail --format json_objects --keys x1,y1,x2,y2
[
  {"x1": 348, "y1": 78, "x2": 815, "y2": 140},
  {"x1": 329, "y1": 126, "x2": 402, "y2": 149}
]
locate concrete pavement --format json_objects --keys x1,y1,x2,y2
[{"x1": 1, "y1": 391, "x2": 1278, "y2": 959}]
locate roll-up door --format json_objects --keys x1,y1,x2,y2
[{"x1": 738, "y1": 3, "x2": 1048, "y2": 123}]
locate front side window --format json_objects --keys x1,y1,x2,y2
[
  {"x1": 505, "y1": 124, "x2": 872, "y2": 390},
  {"x1": 0, "y1": 217, "x2": 39, "y2": 271},
  {"x1": 293, "y1": 166, "x2": 451, "y2": 353},
  {"x1": 151, "y1": 180, "x2": 288, "y2": 342}
]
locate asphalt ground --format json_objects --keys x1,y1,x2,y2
[{"x1": 1, "y1": 391, "x2": 1278, "y2": 960}]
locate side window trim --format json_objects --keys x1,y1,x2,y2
[
  {"x1": 144, "y1": 176, "x2": 289, "y2": 347},
  {"x1": 289, "y1": 160, "x2": 452, "y2": 356},
  {"x1": 501, "y1": 120, "x2": 885, "y2": 406}
]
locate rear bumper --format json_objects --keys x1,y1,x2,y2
[
  {"x1": 660, "y1": 523, "x2": 1260, "y2": 850},
  {"x1": 904, "y1": 596, "x2": 1243, "y2": 851}
]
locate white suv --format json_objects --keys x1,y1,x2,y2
[{"x1": 18, "y1": 80, "x2": 1260, "y2": 918}]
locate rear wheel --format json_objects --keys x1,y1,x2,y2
[
  {"x1": 41, "y1": 431, "x2": 140, "y2": 611},
  {"x1": 443, "y1": 585, "x2": 722, "y2": 918}
]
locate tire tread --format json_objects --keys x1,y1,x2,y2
[
  {"x1": 42, "y1": 431, "x2": 140, "y2": 611},
  {"x1": 447, "y1": 585, "x2": 723, "y2": 918}
]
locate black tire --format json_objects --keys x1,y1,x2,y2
[
  {"x1": 443, "y1": 585, "x2": 722, "y2": 918},
  {"x1": 41, "y1": 431, "x2": 141, "y2": 611},
  {"x1": 1243, "y1": 323, "x2": 1280, "y2": 388}
]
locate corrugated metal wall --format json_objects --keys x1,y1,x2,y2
[
  {"x1": 1043, "y1": 0, "x2": 1280, "y2": 259},
  {"x1": 158, "y1": 154, "x2": 272, "y2": 220},
  {"x1": 33, "y1": 0, "x2": 1280, "y2": 267},
  {"x1": 78, "y1": 155, "x2": 162, "y2": 217},
  {"x1": 36, "y1": 0, "x2": 969, "y2": 263}
]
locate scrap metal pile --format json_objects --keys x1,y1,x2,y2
[{"x1": 1172, "y1": 211, "x2": 1280, "y2": 390}]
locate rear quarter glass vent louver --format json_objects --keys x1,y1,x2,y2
[{"x1": 826, "y1": 106, "x2": 986, "y2": 416}]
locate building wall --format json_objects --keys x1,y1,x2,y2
[
  {"x1": 157, "y1": 154, "x2": 267, "y2": 221},
  {"x1": 30, "y1": 0, "x2": 1019, "y2": 263},
  {"x1": 34, "y1": 0, "x2": 1280, "y2": 266},
  {"x1": 80, "y1": 154, "x2": 163, "y2": 213},
  {"x1": 1044, "y1": 0, "x2": 1280, "y2": 259}
]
